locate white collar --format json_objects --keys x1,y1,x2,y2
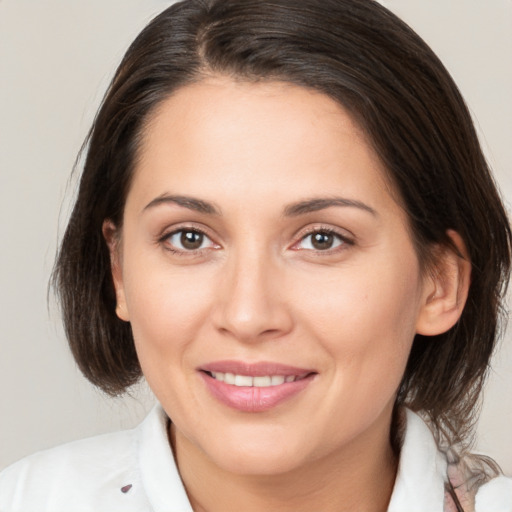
[
  {"x1": 388, "y1": 408, "x2": 447, "y2": 511},
  {"x1": 137, "y1": 406, "x2": 447, "y2": 511},
  {"x1": 137, "y1": 405, "x2": 193, "y2": 511}
]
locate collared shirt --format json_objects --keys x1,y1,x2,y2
[{"x1": 0, "y1": 406, "x2": 510, "y2": 511}]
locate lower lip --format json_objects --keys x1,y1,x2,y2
[{"x1": 200, "y1": 372, "x2": 315, "y2": 412}]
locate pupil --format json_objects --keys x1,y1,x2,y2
[
  {"x1": 181, "y1": 231, "x2": 203, "y2": 250},
  {"x1": 312, "y1": 232, "x2": 333, "y2": 250}
]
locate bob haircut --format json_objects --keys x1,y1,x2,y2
[{"x1": 54, "y1": 0, "x2": 511, "y2": 448}]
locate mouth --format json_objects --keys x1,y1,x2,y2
[
  {"x1": 205, "y1": 371, "x2": 311, "y2": 387},
  {"x1": 199, "y1": 361, "x2": 317, "y2": 412}
]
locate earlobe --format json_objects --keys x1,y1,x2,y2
[
  {"x1": 415, "y1": 230, "x2": 471, "y2": 336},
  {"x1": 102, "y1": 220, "x2": 130, "y2": 322}
]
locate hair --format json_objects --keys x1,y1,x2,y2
[{"x1": 54, "y1": 0, "x2": 510, "y2": 476}]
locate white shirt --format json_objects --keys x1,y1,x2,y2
[{"x1": 0, "y1": 406, "x2": 510, "y2": 511}]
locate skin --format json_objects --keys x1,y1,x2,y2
[{"x1": 106, "y1": 78, "x2": 470, "y2": 512}]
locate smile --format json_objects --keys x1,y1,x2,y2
[
  {"x1": 199, "y1": 361, "x2": 317, "y2": 412},
  {"x1": 208, "y1": 372, "x2": 306, "y2": 387}
]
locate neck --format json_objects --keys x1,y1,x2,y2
[{"x1": 171, "y1": 407, "x2": 399, "y2": 512}]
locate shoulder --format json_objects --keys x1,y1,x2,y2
[
  {"x1": 0, "y1": 423, "x2": 143, "y2": 511},
  {"x1": 0, "y1": 404, "x2": 191, "y2": 512},
  {"x1": 475, "y1": 475, "x2": 512, "y2": 512},
  {"x1": 390, "y1": 409, "x2": 512, "y2": 512}
]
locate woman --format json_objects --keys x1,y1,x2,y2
[{"x1": 0, "y1": 0, "x2": 510, "y2": 510}]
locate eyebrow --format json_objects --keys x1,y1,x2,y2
[
  {"x1": 143, "y1": 194, "x2": 377, "y2": 217},
  {"x1": 283, "y1": 197, "x2": 378, "y2": 217},
  {"x1": 143, "y1": 194, "x2": 221, "y2": 215}
]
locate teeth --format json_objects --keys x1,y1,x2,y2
[
  {"x1": 210, "y1": 372, "x2": 297, "y2": 387},
  {"x1": 253, "y1": 376, "x2": 272, "y2": 387},
  {"x1": 271, "y1": 375, "x2": 285, "y2": 386},
  {"x1": 235, "y1": 375, "x2": 253, "y2": 387}
]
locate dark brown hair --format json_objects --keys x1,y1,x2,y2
[{"x1": 54, "y1": 0, "x2": 511, "y2": 453}]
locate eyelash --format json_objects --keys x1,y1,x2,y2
[
  {"x1": 292, "y1": 227, "x2": 354, "y2": 254},
  {"x1": 158, "y1": 226, "x2": 354, "y2": 256},
  {"x1": 158, "y1": 226, "x2": 218, "y2": 257}
]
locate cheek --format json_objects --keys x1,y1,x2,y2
[
  {"x1": 296, "y1": 252, "x2": 422, "y2": 386},
  {"x1": 121, "y1": 254, "x2": 216, "y2": 368},
  {"x1": 122, "y1": 263, "x2": 221, "y2": 417}
]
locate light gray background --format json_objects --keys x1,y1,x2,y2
[{"x1": 1, "y1": 0, "x2": 511, "y2": 474}]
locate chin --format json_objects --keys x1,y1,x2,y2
[
  {"x1": 215, "y1": 449, "x2": 305, "y2": 477},
  {"x1": 203, "y1": 429, "x2": 310, "y2": 476}
]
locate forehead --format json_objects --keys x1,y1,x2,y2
[
  {"x1": 130, "y1": 77, "x2": 398, "y2": 216},
  {"x1": 141, "y1": 77, "x2": 370, "y2": 160}
]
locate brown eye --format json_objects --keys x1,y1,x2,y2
[
  {"x1": 311, "y1": 232, "x2": 335, "y2": 250},
  {"x1": 295, "y1": 230, "x2": 347, "y2": 252},
  {"x1": 180, "y1": 231, "x2": 204, "y2": 250},
  {"x1": 166, "y1": 229, "x2": 215, "y2": 252}
]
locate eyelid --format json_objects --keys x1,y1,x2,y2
[
  {"x1": 157, "y1": 224, "x2": 221, "y2": 254},
  {"x1": 290, "y1": 225, "x2": 355, "y2": 252}
]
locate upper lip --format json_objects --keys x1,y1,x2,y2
[{"x1": 200, "y1": 360, "x2": 316, "y2": 377}]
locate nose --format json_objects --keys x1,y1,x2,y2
[{"x1": 212, "y1": 248, "x2": 293, "y2": 343}]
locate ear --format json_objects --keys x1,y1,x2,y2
[
  {"x1": 102, "y1": 220, "x2": 130, "y2": 322},
  {"x1": 415, "y1": 230, "x2": 471, "y2": 336}
]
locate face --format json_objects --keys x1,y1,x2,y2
[{"x1": 110, "y1": 78, "x2": 432, "y2": 476}]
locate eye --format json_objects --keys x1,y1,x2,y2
[
  {"x1": 295, "y1": 229, "x2": 349, "y2": 251},
  {"x1": 164, "y1": 229, "x2": 217, "y2": 252}
]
